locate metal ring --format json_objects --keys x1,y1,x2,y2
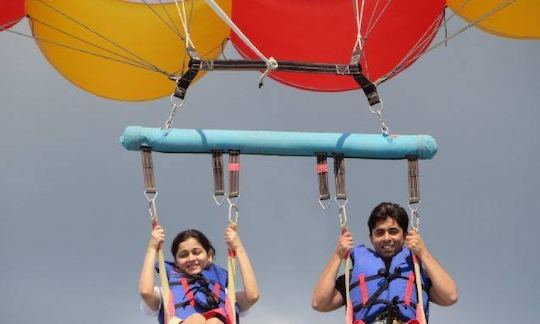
[
  {"x1": 334, "y1": 197, "x2": 349, "y2": 209},
  {"x1": 144, "y1": 190, "x2": 158, "y2": 203},
  {"x1": 213, "y1": 193, "x2": 226, "y2": 206},
  {"x1": 318, "y1": 199, "x2": 332, "y2": 210},
  {"x1": 368, "y1": 100, "x2": 384, "y2": 115},
  {"x1": 170, "y1": 93, "x2": 185, "y2": 108}
]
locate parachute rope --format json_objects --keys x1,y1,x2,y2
[
  {"x1": 203, "y1": 0, "x2": 277, "y2": 71},
  {"x1": 7, "y1": 24, "x2": 173, "y2": 77},
  {"x1": 34, "y1": 0, "x2": 173, "y2": 76},
  {"x1": 376, "y1": 0, "x2": 518, "y2": 85},
  {"x1": 28, "y1": 15, "x2": 171, "y2": 76},
  {"x1": 349, "y1": 0, "x2": 366, "y2": 64},
  {"x1": 174, "y1": 0, "x2": 197, "y2": 52},
  {"x1": 140, "y1": 0, "x2": 185, "y2": 42},
  {"x1": 364, "y1": 0, "x2": 393, "y2": 40},
  {"x1": 377, "y1": 12, "x2": 445, "y2": 85}
]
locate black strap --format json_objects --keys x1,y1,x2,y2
[
  {"x1": 351, "y1": 63, "x2": 380, "y2": 106},
  {"x1": 174, "y1": 63, "x2": 199, "y2": 100}
]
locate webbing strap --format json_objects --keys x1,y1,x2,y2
[
  {"x1": 333, "y1": 154, "x2": 347, "y2": 200},
  {"x1": 352, "y1": 68, "x2": 380, "y2": 107},
  {"x1": 412, "y1": 254, "x2": 426, "y2": 324},
  {"x1": 140, "y1": 147, "x2": 177, "y2": 324},
  {"x1": 228, "y1": 151, "x2": 240, "y2": 198},
  {"x1": 359, "y1": 274, "x2": 369, "y2": 305},
  {"x1": 141, "y1": 146, "x2": 156, "y2": 194},
  {"x1": 316, "y1": 153, "x2": 330, "y2": 201},
  {"x1": 227, "y1": 249, "x2": 237, "y2": 324},
  {"x1": 213, "y1": 282, "x2": 222, "y2": 301},
  {"x1": 404, "y1": 272, "x2": 415, "y2": 306},
  {"x1": 180, "y1": 278, "x2": 196, "y2": 308},
  {"x1": 212, "y1": 151, "x2": 225, "y2": 197},
  {"x1": 174, "y1": 66, "x2": 199, "y2": 100},
  {"x1": 407, "y1": 158, "x2": 420, "y2": 204}
]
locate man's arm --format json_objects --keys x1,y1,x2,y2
[
  {"x1": 406, "y1": 230, "x2": 459, "y2": 306},
  {"x1": 311, "y1": 230, "x2": 353, "y2": 312}
]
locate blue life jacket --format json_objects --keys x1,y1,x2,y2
[
  {"x1": 349, "y1": 245, "x2": 430, "y2": 323},
  {"x1": 157, "y1": 261, "x2": 238, "y2": 324}
]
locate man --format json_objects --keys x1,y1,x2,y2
[{"x1": 312, "y1": 202, "x2": 458, "y2": 324}]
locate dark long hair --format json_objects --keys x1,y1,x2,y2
[{"x1": 171, "y1": 229, "x2": 216, "y2": 257}]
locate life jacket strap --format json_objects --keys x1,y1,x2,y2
[
  {"x1": 404, "y1": 272, "x2": 415, "y2": 306},
  {"x1": 359, "y1": 274, "x2": 368, "y2": 305},
  {"x1": 180, "y1": 278, "x2": 196, "y2": 308}
]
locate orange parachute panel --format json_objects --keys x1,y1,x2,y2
[
  {"x1": 26, "y1": 0, "x2": 231, "y2": 101},
  {"x1": 448, "y1": 0, "x2": 540, "y2": 39}
]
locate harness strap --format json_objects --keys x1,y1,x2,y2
[
  {"x1": 212, "y1": 151, "x2": 225, "y2": 199},
  {"x1": 316, "y1": 153, "x2": 330, "y2": 202},
  {"x1": 359, "y1": 274, "x2": 369, "y2": 305},
  {"x1": 180, "y1": 278, "x2": 196, "y2": 308},
  {"x1": 227, "y1": 222, "x2": 238, "y2": 324},
  {"x1": 213, "y1": 282, "x2": 222, "y2": 301},
  {"x1": 173, "y1": 66, "x2": 199, "y2": 100},
  {"x1": 352, "y1": 67, "x2": 380, "y2": 107},
  {"x1": 333, "y1": 154, "x2": 347, "y2": 200},
  {"x1": 228, "y1": 151, "x2": 240, "y2": 199},
  {"x1": 407, "y1": 158, "x2": 420, "y2": 204},
  {"x1": 404, "y1": 272, "x2": 415, "y2": 306},
  {"x1": 141, "y1": 146, "x2": 178, "y2": 324}
]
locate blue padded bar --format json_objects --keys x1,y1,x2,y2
[{"x1": 120, "y1": 126, "x2": 437, "y2": 160}]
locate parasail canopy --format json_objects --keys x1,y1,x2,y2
[
  {"x1": 26, "y1": 0, "x2": 231, "y2": 101},
  {"x1": 0, "y1": 0, "x2": 25, "y2": 31},
  {"x1": 230, "y1": 0, "x2": 446, "y2": 91},
  {"x1": 448, "y1": 0, "x2": 540, "y2": 39}
]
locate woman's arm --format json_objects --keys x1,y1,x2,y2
[
  {"x1": 139, "y1": 225, "x2": 165, "y2": 311},
  {"x1": 311, "y1": 229, "x2": 353, "y2": 312},
  {"x1": 225, "y1": 225, "x2": 260, "y2": 312},
  {"x1": 406, "y1": 230, "x2": 459, "y2": 306}
]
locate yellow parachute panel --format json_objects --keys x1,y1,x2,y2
[
  {"x1": 26, "y1": 0, "x2": 231, "y2": 101},
  {"x1": 448, "y1": 0, "x2": 540, "y2": 39}
]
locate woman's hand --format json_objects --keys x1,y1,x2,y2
[
  {"x1": 148, "y1": 225, "x2": 165, "y2": 251},
  {"x1": 224, "y1": 223, "x2": 243, "y2": 252}
]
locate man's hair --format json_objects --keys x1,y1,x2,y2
[{"x1": 368, "y1": 202, "x2": 409, "y2": 235}]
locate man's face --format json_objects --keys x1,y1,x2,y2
[{"x1": 370, "y1": 217, "x2": 405, "y2": 259}]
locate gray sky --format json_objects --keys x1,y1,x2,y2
[{"x1": 1, "y1": 8, "x2": 540, "y2": 324}]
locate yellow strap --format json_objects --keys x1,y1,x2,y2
[
  {"x1": 344, "y1": 255, "x2": 353, "y2": 324},
  {"x1": 412, "y1": 255, "x2": 426, "y2": 324},
  {"x1": 227, "y1": 220, "x2": 238, "y2": 324},
  {"x1": 227, "y1": 250, "x2": 237, "y2": 324}
]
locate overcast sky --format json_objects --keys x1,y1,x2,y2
[{"x1": 1, "y1": 6, "x2": 540, "y2": 324}]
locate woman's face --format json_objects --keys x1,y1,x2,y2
[{"x1": 175, "y1": 237, "x2": 213, "y2": 275}]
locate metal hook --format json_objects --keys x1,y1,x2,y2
[
  {"x1": 228, "y1": 200, "x2": 240, "y2": 225},
  {"x1": 164, "y1": 94, "x2": 185, "y2": 129},
  {"x1": 408, "y1": 202, "x2": 421, "y2": 231},
  {"x1": 334, "y1": 197, "x2": 349, "y2": 228}
]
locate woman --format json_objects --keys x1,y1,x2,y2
[{"x1": 140, "y1": 224, "x2": 259, "y2": 324}]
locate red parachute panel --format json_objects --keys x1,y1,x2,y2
[{"x1": 231, "y1": 0, "x2": 445, "y2": 92}]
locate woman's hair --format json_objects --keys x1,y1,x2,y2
[
  {"x1": 367, "y1": 202, "x2": 409, "y2": 235},
  {"x1": 171, "y1": 229, "x2": 216, "y2": 257}
]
